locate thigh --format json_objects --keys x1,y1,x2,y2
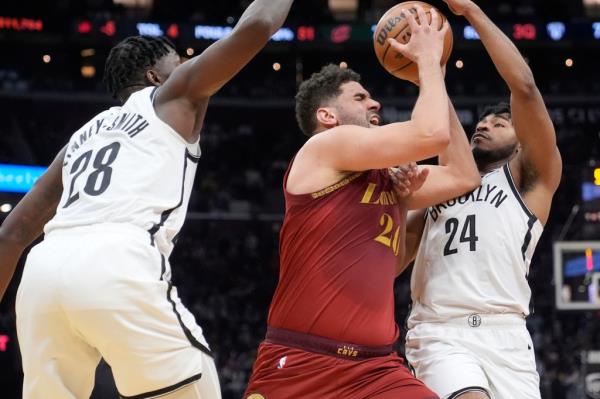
[
  {"x1": 246, "y1": 343, "x2": 341, "y2": 398},
  {"x1": 69, "y1": 282, "x2": 211, "y2": 398},
  {"x1": 247, "y1": 343, "x2": 439, "y2": 399},
  {"x1": 157, "y1": 354, "x2": 221, "y2": 399},
  {"x1": 58, "y1": 238, "x2": 213, "y2": 398},
  {"x1": 406, "y1": 325, "x2": 491, "y2": 398},
  {"x1": 481, "y1": 329, "x2": 540, "y2": 399},
  {"x1": 364, "y1": 365, "x2": 439, "y2": 399},
  {"x1": 17, "y1": 243, "x2": 102, "y2": 399}
]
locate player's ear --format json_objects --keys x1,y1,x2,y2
[
  {"x1": 316, "y1": 107, "x2": 338, "y2": 129},
  {"x1": 145, "y1": 69, "x2": 162, "y2": 87}
]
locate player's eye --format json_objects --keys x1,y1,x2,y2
[{"x1": 494, "y1": 123, "x2": 505, "y2": 128}]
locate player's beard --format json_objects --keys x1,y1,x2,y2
[
  {"x1": 472, "y1": 142, "x2": 517, "y2": 169},
  {"x1": 338, "y1": 110, "x2": 371, "y2": 128}
]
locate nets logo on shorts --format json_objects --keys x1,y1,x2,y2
[
  {"x1": 247, "y1": 394, "x2": 266, "y2": 399},
  {"x1": 468, "y1": 314, "x2": 482, "y2": 327}
]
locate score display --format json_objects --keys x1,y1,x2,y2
[
  {"x1": 554, "y1": 241, "x2": 600, "y2": 310},
  {"x1": 2, "y1": 13, "x2": 600, "y2": 44},
  {"x1": 66, "y1": 18, "x2": 600, "y2": 44}
]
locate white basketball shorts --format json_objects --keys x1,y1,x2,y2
[
  {"x1": 16, "y1": 223, "x2": 221, "y2": 399},
  {"x1": 405, "y1": 314, "x2": 540, "y2": 399}
]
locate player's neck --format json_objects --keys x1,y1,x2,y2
[{"x1": 477, "y1": 158, "x2": 509, "y2": 175}]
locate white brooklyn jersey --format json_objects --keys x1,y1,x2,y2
[
  {"x1": 45, "y1": 87, "x2": 200, "y2": 257},
  {"x1": 408, "y1": 165, "x2": 543, "y2": 326}
]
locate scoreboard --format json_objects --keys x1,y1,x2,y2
[{"x1": 554, "y1": 241, "x2": 600, "y2": 310}]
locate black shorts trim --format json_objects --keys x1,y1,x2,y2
[
  {"x1": 448, "y1": 386, "x2": 490, "y2": 399},
  {"x1": 119, "y1": 372, "x2": 202, "y2": 399},
  {"x1": 161, "y1": 253, "x2": 213, "y2": 358}
]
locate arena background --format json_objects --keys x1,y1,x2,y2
[{"x1": 0, "y1": 0, "x2": 599, "y2": 398}]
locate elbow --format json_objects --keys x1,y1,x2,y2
[
  {"x1": 512, "y1": 72, "x2": 537, "y2": 98},
  {"x1": 240, "y1": 14, "x2": 281, "y2": 39},
  {"x1": 0, "y1": 228, "x2": 24, "y2": 250},
  {"x1": 466, "y1": 171, "x2": 482, "y2": 191},
  {"x1": 457, "y1": 167, "x2": 481, "y2": 194},
  {"x1": 425, "y1": 127, "x2": 451, "y2": 153}
]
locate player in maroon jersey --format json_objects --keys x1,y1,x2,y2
[{"x1": 245, "y1": 6, "x2": 481, "y2": 399}]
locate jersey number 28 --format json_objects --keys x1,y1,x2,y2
[{"x1": 63, "y1": 142, "x2": 121, "y2": 208}]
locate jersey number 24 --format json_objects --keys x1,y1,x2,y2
[{"x1": 443, "y1": 214, "x2": 479, "y2": 256}]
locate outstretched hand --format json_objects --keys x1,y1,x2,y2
[{"x1": 389, "y1": 163, "x2": 429, "y2": 198}]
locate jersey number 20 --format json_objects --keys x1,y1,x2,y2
[
  {"x1": 63, "y1": 142, "x2": 121, "y2": 208},
  {"x1": 443, "y1": 214, "x2": 478, "y2": 256}
]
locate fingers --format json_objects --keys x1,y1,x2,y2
[
  {"x1": 401, "y1": 7, "x2": 419, "y2": 32},
  {"x1": 387, "y1": 37, "x2": 406, "y2": 54},
  {"x1": 439, "y1": 19, "x2": 450, "y2": 35},
  {"x1": 430, "y1": 7, "x2": 440, "y2": 30},
  {"x1": 414, "y1": 5, "x2": 428, "y2": 30}
]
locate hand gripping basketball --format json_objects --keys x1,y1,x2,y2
[{"x1": 373, "y1": 1, "x2": 453, "y2": 83}]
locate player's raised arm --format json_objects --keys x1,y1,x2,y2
[
  {"x1": 396, "y1": 100, "x2": 480, "y2": 210},
  {"x1": 444, "y1": 0, "x2": 562, "y2": 223},
  {"x1": 305, "y1": 6, "x2": 451, "y2": 171},
  {"x1": 0, "y1": 147, "x2": 65, "y2": 301},
  {"x1": 157, "y1": 0, "x2": 294, "y2": 105}
]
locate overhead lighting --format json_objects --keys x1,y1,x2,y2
[
  {"x1": 80, "y1": 48, "x2": 95, "y2": 57},
  {"x1": 81, "y1": 65, "x2": 96, "y2": 78}
]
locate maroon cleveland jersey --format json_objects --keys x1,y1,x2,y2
[{"x1": 267, "y1": 162, "x2": 407, "y2": 346}]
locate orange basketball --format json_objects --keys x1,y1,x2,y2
[{"x1": 373, "y1": 1, "x2": 453, "y2": 83}]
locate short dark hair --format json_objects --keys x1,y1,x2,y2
[
  {"x1": 478, "y1": 102, "x2": 511, "y2": 122},
  {"x1": 103, "y1": 36, "x2": 176, "y2": 101},
  {"x1": 295, "y1": 64, "x2": 361, "y2": 136}
]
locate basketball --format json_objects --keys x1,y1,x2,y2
[{"x1": 373, "y1": 1, "x2": 453, "y2": 83}]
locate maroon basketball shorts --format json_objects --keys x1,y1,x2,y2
[{"x1": 245, "y1": 340, "x2": 438, "y2": 399}]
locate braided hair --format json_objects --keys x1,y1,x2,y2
[{"x1": 103, "y1": 36, "x2": 176, "y2": 102}]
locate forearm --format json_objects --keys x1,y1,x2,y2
[
  {"x1": 236, "y1": 0, "x2": 294, "y2": 36},
  {"x1": 0, "y1": 148, "x2": 64, "y2": 301},
  {"x1": 412, "y1": 61, "x2": 450, "y2": 137},
  {"x1": 463, "y1": 5, "x2": 535, "y2": 94},
  {"x1": 439, "y1": 101, "x2": 478, "y2": 175},
  {"x1": 0, "y1": 192, "x2": 59, "y2": 301}
]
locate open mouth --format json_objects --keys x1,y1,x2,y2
[{"x1": 369, "y1": 114, "x2": 381, "y2": 125}]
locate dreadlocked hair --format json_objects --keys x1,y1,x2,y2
[
  {"x1": 478, "y1": 102, "x2": 511, "y2": 122},
  {"x1": 295, "y1": 64, "x2": 361, "y2": 137},
  {"x1": 103, "y1": 36, "x2": 176, "y2": 101}
]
